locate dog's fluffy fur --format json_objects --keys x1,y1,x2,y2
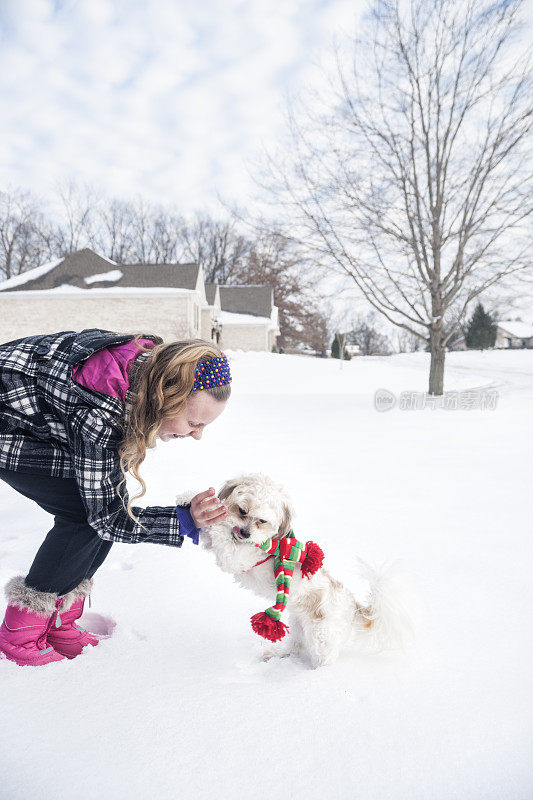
[{"x1": 179, "y1": 473, "x2": 413, "y2": 668}]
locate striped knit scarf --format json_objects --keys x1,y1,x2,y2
[{"x1": 250, "y1": 531, "x2": 324, "y2": 642}]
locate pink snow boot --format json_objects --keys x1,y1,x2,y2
[
  {"x1": 0, "y1": 576, "x2": 65, "y2": 667},
  {"x1": 46, "y1": 579, "x2": 99, "y2": 659}
]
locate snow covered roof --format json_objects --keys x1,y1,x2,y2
[
  {"x1": 0, "y1": 249, "x2": 200, "y2": 293},
  {"x1": 498, "y1": 321, "x2": 533, "y2": 339},
  {"x1": 218, "y1": 310, "x2": 274, "y2": 327},
  {"x1": 84, "y1": 269, "x2": 123, "y2": 285},
  {"x1": 0, "y1": 258, "x2": 63, "y2": 290}
]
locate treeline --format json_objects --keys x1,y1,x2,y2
[{"x1": 0, "y1": 184, "x2": 329, "y2": 352}]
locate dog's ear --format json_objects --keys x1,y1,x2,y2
[
  {"x1": 218, "y1": 478, "x2": 240, "y2": 503},
  {"x1": 277, "y1": 494, "x2": 295, "y2": 539}
]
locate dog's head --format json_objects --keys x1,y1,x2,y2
[{"x1": 217, "y1": 472, "x2": 294, "y2": 547}]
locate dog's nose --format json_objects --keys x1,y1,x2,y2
[{"x1": 239, "y1": 529, "x2": 251, "y2": 539}]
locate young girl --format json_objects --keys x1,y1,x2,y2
[{"x1": 0, "y1": 327, "x2": 232, "y2": 667}]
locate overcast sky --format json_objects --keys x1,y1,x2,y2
[
  {"x1": 1, "y1": 0, "x2": 531, "y2": 328},
  {"x1": 0, "y1": 0, "x2": 367, "y2": 215}
]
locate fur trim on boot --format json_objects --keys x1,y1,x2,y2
[
  {"x1": 61, "y1": 579, "x2": 93, "y2": 612},
  {"x1": 5, "y1": 576, "x2": 93, "y2": 614},
  {"x1": 5, "y1": 576, "x2": 59, "y2": 616}
]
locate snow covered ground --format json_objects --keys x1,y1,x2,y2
[{"x1": 1, "y1": 349, "x2": 532, "y2": 800}]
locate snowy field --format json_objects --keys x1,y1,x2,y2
[{"x1": 1, "y1": 349, "x2": 532, "y2": 800}]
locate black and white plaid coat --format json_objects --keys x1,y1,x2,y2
[{"x1": 0, "y1": 328, "x2": 183, "y2": 548}]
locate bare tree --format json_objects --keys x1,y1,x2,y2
[
  {"x1": 181, "y1": 214, "x2": 250, "y2": 283},
  {"x1": 307, "y1": 309, "x2": 331, "y2": 357},
  {"x1": 45, "y1": 187, "x2": 187, "y2": 266},
  {"x1": 95, "y1": 198, "x2": 186, "y2": 265},
  {"x1": 258, "y1": 0, "x2": 532, "y2": 393},
  {"x1": 129, "y1": 199, "x2": 156, "y2": 264},
  {"x1": 396, "y1": 328, "x2": 424, "y2": 352},
  {"x1": 0, "y1": 189, "x2": 50, "y2": 280},
  {"x1": 53, "y1": 178, "x2": 98, "y2": 255},
  {"x1": 348, "y1": 312, "x2": 393, "y2": 355},
  {"x1": 90, "y1": 199, "x2": 135, "y2": 264},
  {"x1": 234, "y1": 228, "x2": 323, "y2": 350},
  {"x1": 288, "y1": 306, "x2": 331, "y2": 356},
  {"x1": 150, "y1": 208, "x2": 185, "y2": 264}
]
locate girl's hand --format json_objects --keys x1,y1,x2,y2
[{"x1": 190, "y1": 487, "x2": 227, "y2": 529}]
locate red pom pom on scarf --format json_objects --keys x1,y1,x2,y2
[
  {"x1": 300, "y1": 542, "x2": 324, "y2": 579},
  {"x1": 250, "y1": 612, "x2": 289, "y2": 642}
]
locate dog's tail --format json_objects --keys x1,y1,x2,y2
[{"x1": 351, "y1": 558, "x2": 415, "y2": 652}]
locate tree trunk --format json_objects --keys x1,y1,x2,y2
[{"x1": 429, "y1": 335, "x2": 445, "y2": 395}]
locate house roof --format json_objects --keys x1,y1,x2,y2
[
  {"x1": 0, "y1": 257, "x2": 64, "y2": 290},
  {"x1": 205, "y1": 283, "x2": 219, "y2": 305},
  {"x1": 218, "y1": 285, "x2": 273, "y2": 317},
  {"x1": 498, "y1": 320, "x2": 533, "y2": 339},
  {"x1": 0, "y1": 249, "x2": 200, "y2": 292}
]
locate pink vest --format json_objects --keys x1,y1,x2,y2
[{"x1": 72, "y1": 338, "x2": 156, "y2": 401}]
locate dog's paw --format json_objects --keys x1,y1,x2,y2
[
  {"x1": 261, "y1": 639, "x2": 300, "y2": 661},
  {"x1": 262, "y1": 648, "x2": 289, "y2": 662}
]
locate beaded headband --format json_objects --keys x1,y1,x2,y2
[{"x1": 192, "y1": 355, "x2": 232, "y2": 392}]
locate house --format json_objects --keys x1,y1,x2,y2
[
  {"x1": 345, "y1": 344, "x2": 361, "y2": 357},
  {"x1": 0, "y1": 249, "x2": 279, "y2": 351},
  {"x1": 214, "y1": 285, "x2": 279, "y2": 352},
  {"x1": 446, "y1": 330, "x2": 468, "y2": 351},
  {"x1": 449, "y1": 319, "x2": 533, "y2": 350},
  {"x1": 495, "y1": 320, "x2": 533, "y2": 349}
]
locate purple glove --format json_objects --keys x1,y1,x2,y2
[{"x1": 175, "y1": 505, "x2": 201, "y2": 545}]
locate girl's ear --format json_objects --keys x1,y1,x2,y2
[{"x1": 277, "y1": 495, "x2": 294, "y2": 539}]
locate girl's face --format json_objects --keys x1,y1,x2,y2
[{"x1": 157, "y1": 392, "x2": 227, "y2": 442}]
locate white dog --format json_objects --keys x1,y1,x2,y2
[{"x1": 179, "y1": 472, "x2": 412, "y2": 668}]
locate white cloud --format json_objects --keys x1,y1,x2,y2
[{"x1": 0, "y1": 0, "x2": 368, "y2": 215}]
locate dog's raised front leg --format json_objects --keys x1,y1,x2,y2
[{"x1": 261, "y1": 614, "x2": 303, "y2": 661}]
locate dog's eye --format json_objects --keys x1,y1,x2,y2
[
  {"x1": 237, "y1": 506, "x2": 247, "y2": 516},
  {"x1": 258, "y1": 519, "x2": 267, "y2": 525}
]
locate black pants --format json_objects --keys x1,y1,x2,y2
[{"x1": 0, "y1": 468, "x2": 113, "y2": 596}]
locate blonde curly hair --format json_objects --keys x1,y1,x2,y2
[{"x1": 117, "y1": 335, "x2": 231, "y2": 524}]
